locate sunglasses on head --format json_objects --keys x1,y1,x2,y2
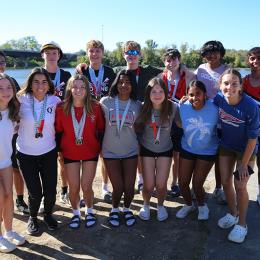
[{"x1": 125, "y1": 49, "x2": 140, "y2": 56}]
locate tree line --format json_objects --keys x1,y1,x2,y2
[{"x1": 0, "y1": 36, "x2": 249, "y2": 69}]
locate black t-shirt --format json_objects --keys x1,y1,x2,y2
[
  {"x1": 82, "y1": 65, "x2": 116, "y2": 100},
  {"x1": 48, "y1": 69, "x2": 71, "y2": 100},
  {"x1": 114, "y1": 65, "x2": 162, "y2": 102}
]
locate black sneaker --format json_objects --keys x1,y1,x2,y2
[
  {"x1": 170, "y1": 185, "x2": 180, "y2": 198},
  {"x1": 44, "y1": 215, "x2": 58, "y2": 231},
  {"x1": 16, "y1": 199, "x2": 29, "y2": 215},
  {"x1": 27, "y1": 217, "x2": 39, "y2": 235}
]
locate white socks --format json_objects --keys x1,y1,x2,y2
[{"x1": 73, "y1": 209, "x2": 80, "y2": 216}]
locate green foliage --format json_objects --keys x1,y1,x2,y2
[{"x1": 0, "y1": 36, "x2": 249, "y2": 69}]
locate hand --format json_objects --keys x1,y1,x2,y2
[
  {"x1": 179, "y1": 95, "x2": 188, "y2": 104},
  {"x1": 76, "y1": 63, "x2": 88, "y2": 74},
  {"x1": 237, "y1": 164, "x2": 249, "y2": 181}
]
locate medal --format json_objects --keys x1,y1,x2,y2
[
  {"x1": 75, "y1": 138, "x2": 83, "y2": 145},
  {"x1": 71, "y1": 106, "x2": 86, "y2": 146},
  {"x1": 35, "y1": 132, "x2": 43, "y2": 138}
]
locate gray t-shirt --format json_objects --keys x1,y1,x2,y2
[
  {"x1": 100, "y1": 96, "x2": 141, "y2": 159},
  {"x1": 140, "y1": 102, "x2": 178, "y2": 153}
]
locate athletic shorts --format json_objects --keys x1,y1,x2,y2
[
  {"x1": 180, "y1": 148, "x2": 216, "y2": 162},
  {"x1": 63, "y1": 157, "x2": 99, "y2": 164},
  {"x1": 140, "y1": 145, "x2": 173, "y2": 158},
  {"x1": 104, "y1": 155, "x2": 138, "y2": 160},
  {"x1": 171, "y1": 122, "x2": 183, "y2": 152},
  {"x1": 219, "y1": 146, "x2": 256, "y2": 161},
  {"x1": 11, "y1": 134, "x2": 18, "y2": 169}
]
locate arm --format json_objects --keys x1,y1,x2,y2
[
  {"x1": 75, "y1": 63, "x2": 88, "y2": 74},
  {"x1": 238, "y1": 138, "x2": 257, "y2": 180}
]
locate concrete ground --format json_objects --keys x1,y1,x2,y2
[{"x1": 1, "y1": 163, "x2": 260, "y2": 260}]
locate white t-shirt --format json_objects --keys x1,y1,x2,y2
[
  {"x1": 17, "y1": 94, "x2": 60, "y2": 155},
  {"x1": 0, "y1": 109, "x2": 15, "y2": 169}
]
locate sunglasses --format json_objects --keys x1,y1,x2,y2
[{"x1": 125, "y1": 50, "x2": 140, "y2": 56}]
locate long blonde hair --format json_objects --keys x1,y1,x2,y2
[{"x1": 63, "y1": 74, "x2": 97, "y2": 115}]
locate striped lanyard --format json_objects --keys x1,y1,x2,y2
[
  {"x1": 115, "y1": 96, "x2": 131, "y2": 136},
  {"x1": 71, "y1": 106, "x2": 86, "y2": 145},
  {"x1": 31, "y1": 95, "x2": 47, "y2": 138},
  {"x1": 151, "y1": 112, "x2": 161, "y2": 144},
  {"x1": 89, "y1": 65, "x2": 104, "y2": 95}
]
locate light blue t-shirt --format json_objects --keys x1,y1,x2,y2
[{"x1": 180, "y1": 99, "x2": 219, "y2": 155}]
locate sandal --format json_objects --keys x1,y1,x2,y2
[
  {"x1": 124, "y1": 211, "x2": 136, "y2": 227},
  {"x1": 85, "y1": 213, "x2": 97, "y2": 228},
  {"x1": 69, "y1": 215, "x2": 80, "y2": 229},
  {"x1": 103, "y1": 191, "x2": 112, "y2": 204},
  {"x1": 108, "y1": 212, "x2": 120, "y2": 227}
]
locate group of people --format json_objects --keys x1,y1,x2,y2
[{"x1": 0, "y1": 39, "x2": 260, "y2": 253}]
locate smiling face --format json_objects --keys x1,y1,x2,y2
[
  {"x1": 203, "y1": 51, "x2": 221, "y2": 68},
  {"x1": 248, "y1": 51, "x2": 260, "y2": 72},
  {"x1": 164, "y1": 56, "x2": 180, "y2": 72},
  {"x1": 150, "y1": 84, "x2": 165, "y2": 108},
  {"x1": 71, "y1": 79, "x2": 87, "y2": 102},
  {"x1": 87, "y1": 47, "x2": 103, "y2": 67},
  {"x1": 31, "y1": 74, "x2": 50, "y2": 101},
  {"x1": 188, "y1": 86, "x2": 206, "y2": 110},
  {"x1": 220, "y1": 73, "x2": 242, "y2": 101},
  {"x1": 117, "y1": 74, "x2": 132, "y2": 99},
  {"x1": 0, "y1": 78, "x2": 14, "y2": 108}
]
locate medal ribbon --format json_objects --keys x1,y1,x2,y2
[
  {"x1": 71, "y1": 106, "x2": 86, "y2": 142},
  {"x1": 115, "y1": 96, "x2": 131, "y2": 134},
  {"x1": 135, "y1": 67, "x2": 141, "y2": 84},
  {"x1": 89, "y1": 65, "x2": 104, "y2": 95},
  {"x1": 31, "y1": 95, "x2": 47, "y2": 137},
  {"x1": 52, "y1": 68, "x2": 61, "y2": 89},
  {"x1": 151, "y1": 113, "x2": 161, "y2": 144}
]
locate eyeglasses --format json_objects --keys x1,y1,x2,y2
[{"x1": 124, "y1": 50, "x2": 140, "y2": 56}]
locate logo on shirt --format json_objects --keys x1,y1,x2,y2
[
  {"x1": 186, "y1": 116, "x2": 210, "y2": 147},
  {"x1": 219, "y1": 108, "x2": 245, "y2": 127},
  {"x1": 47, "y1": 107, "x2": 53, "y2": 114}
]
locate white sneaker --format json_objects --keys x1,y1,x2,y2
[
  {"x1": 228, "y1": 224, "x2": 248, "y2": 243},
  {"x1": 157, "y1": 206, "x2": 168, "y2": 221},
  {"x1": 5, "y1": 231, "x2": 25, "y2": 246},
  {"x1": 257, "y1": 194, "x2": 260, "y2": 207},
  {"x1": 139, "y1": 205, "x2": 150, "y2": 221},
  {"x1": 38, "y1": 198, "x2": 44, "y2": 214},
  {"x1": 218, "y1": 213, "x2": 238, "y2": 229},
  {"x1": 176, "y1": 204, "x2": 196, "y2": 219},
  {"x1": 198, "y1": 204, "x2": 209, "y2": 220},
  {"x1": 60, "y1": 192, "x2": 70, "y2": 204},
  {"x1": 0, "y1": 237, "x2": 16, "y2": 253}
]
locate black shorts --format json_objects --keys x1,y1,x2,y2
[
  {"x1": 11, "y1": 134, "x2": 18, "y2": 169},
  {"x1": 180, "y1": 148, "x2": 216, "y2": 162},
  {"x1": 140, "y1": 145, "x2": 173, "y2": 158},
  {"x1": 171, "y1": 122, "x2": 183, "y2": 152},
  {"x1": 104, "y1": 155, "x2": 138, "y2": 160},
  {"x1": 63, "y1": 157, "x2": 99, "y2": 164}
]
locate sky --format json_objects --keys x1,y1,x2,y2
[{"x1": 2, "y1": 0, "x2": 260, "y2": 53}]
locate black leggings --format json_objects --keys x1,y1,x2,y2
[
  {"x1": 104, "y1": 156, "x2": 138, "y2": 208},
  {"x1": 17, "y1": 148, "x2": 57, "y2": 217}
]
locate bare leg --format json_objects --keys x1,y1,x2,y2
[
  {"x1": 81, "y1": 161, "x2": 97, "y2": 209},
  {"x1": 155, "y1": 157, "x2": 172, "y2": 205},
  {"x1": 219, "y1": 155, "x2": 237, "y2": 216},
  {"x1": 141, "y1": 157, "x2": 156, "y2": 205},
  {"x1": 65, "y1": 162, "x2": 80, "y2": 210}
]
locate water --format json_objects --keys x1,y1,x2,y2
[
  {"x1": 5, "y1": 67, "x2": 250, "y2": 86},
  {"x1": 5, "y1": 68, "x2": 76, "y2": 86}
]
